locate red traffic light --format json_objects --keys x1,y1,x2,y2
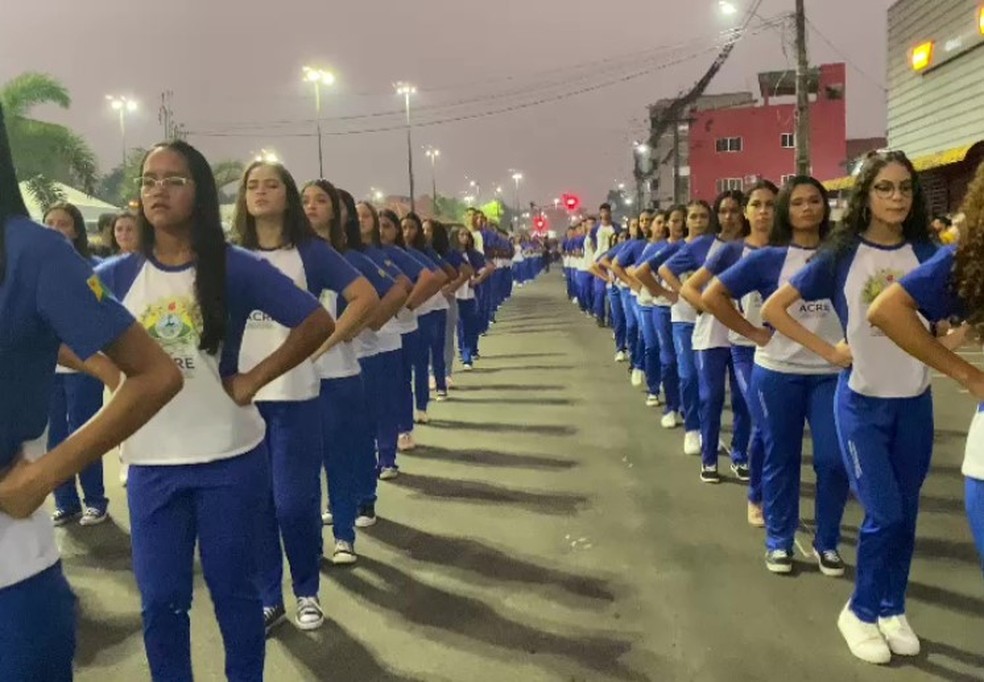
[
  {"x1": 534, "y1": 216, "x2": 547, "y2": 231},
  {"x1": 562, "y1": 193, "x2": 580, "y2": 212}
]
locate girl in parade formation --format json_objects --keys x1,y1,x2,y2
[{"x1": 579, "y1": 152, "x2": 982, "y2": 667}]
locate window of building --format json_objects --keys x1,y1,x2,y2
[
  {"x1": 715, "y1": 137, "x2": 743, "y2": 153},
  {"x1": 781, "y1": 133, "x2": 795, "y2": 149},
  {"x1": 715, "y1": 178, "x2": 744, "y2": 194}
]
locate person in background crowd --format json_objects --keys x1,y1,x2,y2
[
  {"x1": 95, "y1": 211, "x2": 118, "y2": 257},
  {"x1": 110, "y1": 211, "x2": 141, "y2": 254},
  {"x1": 931, "y1": 214, "x2": 960, "y2": 245},
  {"x1": 426, "y1": 219, "x2": 472, "y2": 394}
]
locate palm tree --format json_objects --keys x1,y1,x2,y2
[{"x1": 1, "y1": 72, "x2": 98, "y2": 210}]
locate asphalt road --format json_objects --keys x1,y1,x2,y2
[{"x1": 63, "y1": 270, "x2": 983, "y2": 681}]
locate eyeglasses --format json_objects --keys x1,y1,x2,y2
[
  {"x1": 135, "y1": 176, "x2": 193, "y2": 192},
  {"x1": 871, "y1": 181, "x2": 914, "y2": 199}
]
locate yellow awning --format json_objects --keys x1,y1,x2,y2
[{"x1": 822, "y1": 142, "x2": 979, "y2": 192}]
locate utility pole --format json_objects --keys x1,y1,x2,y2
[
  {"x1": 159, "y1": 90, "x2": 175, "y2": 140},
  {"x1": 672, "y1": 123, "x2": 682, "y2": 205},
  {"x1": 794, "y1": 0, "x2": 811, "y2": 176}
]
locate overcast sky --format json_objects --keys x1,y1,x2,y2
[{"x1": 2, "y1": 0, "x2": 896, "y2": 206}]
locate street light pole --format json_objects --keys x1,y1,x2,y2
[
  {"x1": 304, "y1": 67, "x2": 335, "y2": 179},
  {"x1": 396, "y1": 82, "x2": 418, "y2": 212},
  {"x1": 511, "y1": 172, "x2": 523, "y2": 222},
  {"x1": 425, "y1": 147, "x2": 440, "y2": 211},
  {"x1": 794, "y1": 0, "x2": 811, "y2": 176},
  {"x1": 106, "y1": 96, "x2": 137, "y2": 170}
]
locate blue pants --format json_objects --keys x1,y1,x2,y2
[
  {"x1": 592, "y1": 278, "x2": 607, "y2": 321},
  {"x1": 609, "y1": 287, "x2": 627, "y2": 353},
  {"x1": 49, "y1": 372, "x2": 107, "y2": 514},
  {"x1": 750, "y1": 367, "x2": 848, "y2": 553},
  {"x1": 834, "y1": 378, "x2": 934, "y2": 624},
  {"x1": 475, "y1": 283, "x2": 488, "y2": 336},
  {"x1": 966, "y1": 477, "x2": 984, "y2": 575},
  {"x1": 457, "y1": 299, "x2": 479, "y2": 365},
  {"x1": 399, "y1": 329, "x2": 427, "y2": 431},
  {"x1": 621, "y1": 289, "x2": 642, "y2": 371},
  {"x1": 576, "y1": 271, "x2": 592, "y2": 313},
  {"x1": 696, "y1": 347, "x2": 750, "y2": 468},
  {"x1": 731, "y1": 346, "x2": 765, "y2": 502},
  {"x1": 672, "y1": 322, "x2": 700, "y2": 432},
  {"x1": 420, "y1": 309, "x2": 448, "y2": 392},
  {"x1": 255, "y1": 400, "x2": 322, "y2": 609},
  {"x1": 654, "y1": 307, "x2": 680, "y2": 414},
  {"x1": 565, "y1": 269, "x2": 574, "y2": 299},
  {"x1": 319, "y1": 376, "x2": 373, "y2": 544},
  {"x1": 444, "y1": 298, "x2": 458, "y2": 378},
  {"x1": 0, "y1": 562, "x2": 75, "y2": 682},
  {"x1": 360, "y1": 351, "x2": 402, "y2": 502},
  {"x1": 638, "y1": 305, "x2": 661, "y2": 396},
  {"x1": 129, "y1": 447, "x2": 268, "y2": 682}
]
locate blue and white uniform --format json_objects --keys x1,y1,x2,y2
[
  {"x1": 0, "y1": 218, "x2": 134, "y2": 682},
  {"x1": 415, "y1": 245, "x2": 454, "y2": 398},
  {"x1": 614, "y1": 239, "x2": 648, "y2": 372},
  {"x1": 650, "y1": 240, "x2": 696, "y2": 431},
  {"x1": 718, "y1": 245, "x2": 848, "y2": 553},
  {"x1": 790, "y1": 237, "x2": 937, "y2": 624},
  {"x1": 443, "y1": 248, "x2": 466, "y2": 379},
  {"x1": 241, "y1": 240, "x2": 358, "y2": 609},
  {"x1": 645, "y1": 240, "x2": 681, "y2": 417},
  {"x1": 896, "y1": 246, "x2": 984, "y2": 572},
  {"x1": 622, "y1": 239, "x2": 665, "y2": 396},
  {"x1": 98, "y1": 246, "x2": 321, "y2": 681},
  {"x1": 457, "y1": 247, "x2": 486, "y2": 367},
  {"x1": 604, "y1": 242, "x2": 628, "y2": 355}
]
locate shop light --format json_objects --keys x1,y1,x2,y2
[
  {"x1": 910, "y1": 41, "x2": 934, "y2": 72},
  {"x1": 979, "y1": 5, "x2": 984, "y2": 35}
]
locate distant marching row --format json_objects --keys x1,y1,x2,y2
[
  {"x1": 561, "y1": 154, "x2": 984, "y2": 666},
  {"x1": 0, "y1": 101, "x2": 550, "y2": 682}
]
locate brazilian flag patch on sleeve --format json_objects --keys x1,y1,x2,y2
[{"x1": 86, "y1": 274, "x2": 107, "y2": 302}]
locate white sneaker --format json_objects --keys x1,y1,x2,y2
[
  {"x1": 645, "y1": 394, "x2": 661, "y2": 407},
  {"x1": 331, "y1": 540, "x2": 358, "y2": 566},
  {"x1": 683, "y1": 430, "x2": 701, "y2": 456},
  {"x1": 838, "y1": 603, "x2": 892, "y2": 665},
  {"x1": 79, "y1": 507, "x2": 108, "y2": 527},
  {"x1": 397, "y1": 433, "x2": 415, "y2": 451},
  {"x1": 414, "y1": 410, "x2": 429, "y2": 424},
  {"x1": 321, "y1": 509, "x2": 333, "y2": 526},
  {"x1": 614, "y1": 351, "x2": 628, "y2": 363},
  {"x1": 661, "y1": 412, "x2": 680, "y2": 429},
  {"x1": 877, "y1": 615, "x2": 920, "y2": 656},
  {"x1": 119, "y1": 460, "x2": 129, "y2": 487},
  {"x1": 379, "y1": 467, "x2": 399, "y2": 481},
  {"x1": 295, "y1": 596, "x2": 325, "y2": 630},
  {"x1": 630, "y1": 369, "x2": 644, "y2": 387},
  {"x1": 428, "y1": 376, "x2": 437, "y2": 391}
]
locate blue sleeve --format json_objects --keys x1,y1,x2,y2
[
  {"x1": 410, "y1": 248, "x2": 439, "y2": 271},
  {"x1": 298, "y1": 239, "x2": 361, "y2": 296},
  {"x1": 717, "y1": 248, "x2": 780, "y2": 299},
  {"x1": 425, "y1": 247, "x2": 452, "y2": 271},
  {"x1": 789, "y1": 250, "x2": 838, "y2": 302},
  {"x1": 446, "y1": 250, "x2": 464, "y2": 269},
  {"x1": 384, "y1": 246, "x2": 425, "y2": 281},
  {"x1": 228, "y1": 247, "x2": 320, "y2": 328},
  {"x1": 344, "y1": 251, "x2": 394, "y2": 297},
  {"x1": 898, "y1": 246, "x2": 962, "y2": 322},
  {"x1": 364, "y1": 248, "x2": 407, "y2": 281},
  {"x1": 664, "y1": 243, "x2": 697, "y2": 277},
  {"x1": 36, "y1": 233, "x2": 134, "y2": 360},
  {"x1": 468, "y1": 250, "x2": 487, "y2": 270},
  {"x1": 912, "y1": 240, "x2": 939, "y2": 264},
  {"x1": 615, "y1": 241, "x2": 640, "y2": 267},
  {"x1": 647, "y1": 242, "x2": 680, "y2": 270},
  {"x1": 704, "y1": 242, "x2": 743, "y2": 276}
]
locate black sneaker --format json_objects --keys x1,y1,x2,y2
[
  {"x1": 699, "y1": 466, "x2": 721, "y2": 484},
  {"x1": 814, "y1": 548, "x2": 846, "y2": 577},
  {"x1": 765, "y1": 549, "x2": 794, "y2": 574},
  {"x1": 731, "y1": 463, "x2": 751, "y2": 482},
  {"x1": 52, "y1": 509, "x2": 82, "y2": 527},
  {"x1": 263, "y1": 604, "x2": 287, "y2": 637}
]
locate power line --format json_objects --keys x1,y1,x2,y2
[{"x1": 806, "y1": 17, "x2": 887, "y2": 92}]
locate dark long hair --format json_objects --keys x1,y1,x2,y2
[
  {"x1": 455, "y1": 226, "x2": 475, "y2": 252},
  {"x1": 426, "y1": 218, "x2": 451, "y2": 256},
  {"x1": 44, "y1": 202, "x2": 91, "y2": 258},
  {"x1": 687, "y1": 199, "x2": 715, "y2": 236},
  {"x1": 0, "y1": 104, "x2": 29, "y2": 284},
  {"x1": 356, "y1": 200, "x2": 381, "y2": 247},
  {"x1": 109, "y1": 211, "x2": 138, "y2": 254},
  {"x1": 302, "y1": 178, "x2": 341, "y2": 245},
  {"x1": 380, "y1": 209, "x2": 406, "y2": 247},
  {"x1": 233, "y1": 161, "x2": 313, "y2": 249},
  {"x1": 137, "y1": 140, "x2": 227, "y2": 355},
  {"x1": 823, "y1": 150, "x2": 930, "y2": 259},
  {"x1": 402, "y1": 212, "x2": 427, "y2": 250},
  {"x1": 771, "y1": 176, "x2": 831, "y2": 246},
  {"x1": 713, "y1": 189, "x2": 746, "y2": 236},
  {"x1": 953, "y1": 159, "x2": 984, "y2": 334},
  {"x1": 335, "y1": 189, "x2": 366, "y2": 253}
]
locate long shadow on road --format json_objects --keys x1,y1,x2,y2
[
  {"x1": 386, "y1": 472, "x2": 588, "y2": 515},
  {"x1": 364, "y1": 517, "x2": 615, "y2": 605},
  {"x1": 424, "y1": 419, "x2": 576, "y2": 437},
  {"x1": 331, "y1": 556, "x2": 649, "y2": 682},
  {"x1": 402, "y1": 444, "x2": 577, "y2": 471}
]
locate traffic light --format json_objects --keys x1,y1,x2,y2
[
  {"x1": 534, "y1": 215, "x2": 547, "y2": 231},
  {"x1": 562, "y1": 193, "x2": 580, "y2": 212}
]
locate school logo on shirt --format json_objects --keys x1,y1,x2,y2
[
  {"x1": 86, "y1": 274, "x2": 107, "y2": 302},
  {"x1": 139, "y1": 296, "x2": 202, "y2": 374},
  {"x1": 861, "y1": 268, "x2": 905, "y2": 305}
]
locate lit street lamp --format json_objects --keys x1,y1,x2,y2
[
  {"x1": 395, "y1": 82, "x2": 418, "y2": 211},
  {"x1": 105, "y1": 95, "x2": 137, "y2": 169},
  {"x1": 511, "y1": 172, "x2": 523, "y2": 219},
  {"x1": 425, "y1": 147, "x2": 440, "y2": 206},
  {"x1": 303, "y1": 66, "x2": 335, "y2": 179},
  {"x1": 254, "y1": 149, "x2": 279, "y2": 163}
]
